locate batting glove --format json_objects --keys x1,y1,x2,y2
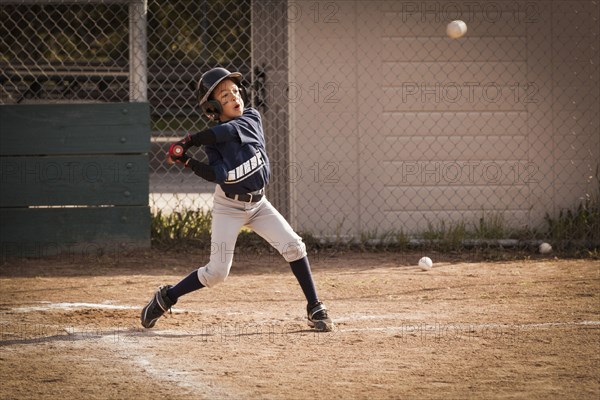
[
  {"x1": 176, "y1": 133, "x2": 195, "y2": 151},
  {"x1": 166, "y1": 142, "x2": 189, "y2": 165}
]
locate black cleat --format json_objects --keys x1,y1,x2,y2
[
  {"x1": 141, "y1": 285, "x2": 175, "y2": 329},
  {"x1": 307, "y1": 301, "x2": 333, "y2": 332}
]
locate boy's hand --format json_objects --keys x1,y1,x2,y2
[
  {"x1": 177, "y1": 133, "x2": 194, "y2": 151},
  {"x1": 166, "y1": 143, "x2": 188, "y2": 165}
]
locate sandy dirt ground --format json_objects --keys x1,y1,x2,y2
[{"x1": 1, "y1": 249, "x2": 599, "y2": 399}]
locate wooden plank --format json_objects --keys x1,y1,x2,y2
[
  {"x1": 0, "y1": 103, "x2": 150, "y2": 155},
  {"x1": 0, "y1": 155, "x2": 148, "y2": 207},
  {"x1": 0, "y1": 206, "x2": 150, "y2": 258}
]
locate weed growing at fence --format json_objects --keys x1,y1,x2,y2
[
  {"x1": 543, "y1": 168, "x2": 600, "y2": 253},
  {"x1": 422, "y1": 220, "x2": 467, "y2": 252},
  {"x1": 473, "y1": 212, "x2": 507, "y2": 240},
  {"x1": 151, "y1": 209, "x2": 212, "y2": 243}
]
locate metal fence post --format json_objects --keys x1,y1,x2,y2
[{"x1": 129, "y1": 0, "x2": 147, "y2": 102}]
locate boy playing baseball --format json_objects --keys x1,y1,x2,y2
[{"x1": 141, "y1": 67, "x2": 333, "y2": 332}]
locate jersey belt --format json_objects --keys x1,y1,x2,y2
[{"x1": 225, "y1": 188, "x2": 264, "y2": 203}]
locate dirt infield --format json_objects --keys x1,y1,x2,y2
[{"x1": 1, "y1": 249, "x2": 599, "y2": 399}]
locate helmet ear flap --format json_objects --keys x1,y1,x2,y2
[
  {"x1": 201, "y1": 100, "x2": 222, "y2": 121},
  {"x1": 240, "y1": 85, "x2": 249, "y2": 106}
]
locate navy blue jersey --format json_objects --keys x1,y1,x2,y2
[{"x1": 204, "y1": 108, "x2": 270, "y2": 194}]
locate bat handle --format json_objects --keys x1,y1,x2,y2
[{"x1": 172, "y1": 145, "x2": 184, "y2": 156}]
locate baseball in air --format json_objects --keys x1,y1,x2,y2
[
  {"x1": 446, "y1": 20, "x2": 467, "y2": 39},
  {"x1": 539, "y1": 242, "x2": 552, "y2": 254},
  {"x1": 418, "y1": 257, "x2": 433, "y2": 271}
]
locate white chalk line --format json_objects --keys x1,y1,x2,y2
[
  {"x1": 114, "y1": 343, "x2": 240, "y2": 400},
  {"x1": 0, "y1": 299, "x2": 241, "y2": 400},
  {"x1": 4, "y1": 302, "x2": 599, "y2": 334},
  {"x1": 6, "y1": 302, "x2": 188, "y2": 314},
  {"x1": 340, "y1": 320, "x2": 600, "y2": 335}
]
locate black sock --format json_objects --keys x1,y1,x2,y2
[
  {"x1": 166, "y1": 270, "x2": 204, "y2": 303},
  {"x1": 289, "y1": 256, "x2": 318, "y2": 305}
]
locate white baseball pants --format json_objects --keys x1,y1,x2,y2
[{"x1": 196, "y1": 185, "x2": 307, "y2": 287}]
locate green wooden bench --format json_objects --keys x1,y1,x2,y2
[{"x1": 0, "y1": 102, "x2": 151, "y2": 258}]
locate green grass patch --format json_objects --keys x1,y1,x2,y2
[{"x1": 151, "y1": 209, "x2": 212, "y2": 244}]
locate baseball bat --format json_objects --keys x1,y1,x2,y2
[
  {"x1": 172, "y1": 145, "x2": 184, "y2": 157},
  {"x1": 167, "y1": 144, "x2": 184, "y2": 165}
]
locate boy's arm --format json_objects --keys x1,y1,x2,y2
[
  {"x1": 167, "y1": 144, "x2": 217, "y2": 182},
  {"x1": 179, "y1": 154, "x2": 216, "y2": 182},
  {"x1": 202, "y1": 145, "x2": 228, "y2": 183},
  {"x1": 176, "y1": 125, "x2": 240, "y2": 150}
]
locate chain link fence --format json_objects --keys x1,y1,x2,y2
[
  {"x1": 286, "y1": 0, "x2": 599, "y2": 247},
  {"x1": 0, "y1": 0, "x2": 251, "y2": 215},
  {"x1": 0, "y1": 0, "x2": 146, "y2": 103},
  {"x1": 146, "y1": 0, "x2": 252, "y2": 214},
  {"x1": 1, "y1": 0, "x2": 598, "y2": 248}
]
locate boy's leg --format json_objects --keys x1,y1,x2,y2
[
  {"x1": 195, "y1": 193, "x2": 247, "y2": 288},
  {"x1": 164, "y1": 204, "x2": 245, "y2": 303},
  {"x1": 288, "y1": 256, "x2": 318, "y2": 305},
  {"x1": 166, "y1": 270, "x2": 205, "y2": 303},
  {"x1": 249, "y1": 199, "x2": 333, "y2": 331},
  {"x1": 248, "y1": 199, "x2": 307, "y2": 263},
  {"x1": 141, "y1": 188, "x2": 246, "y2": 329}
]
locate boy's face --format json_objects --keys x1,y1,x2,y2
[{"x1": 213, "y1": 79, "x2": 244, "y2": 122}]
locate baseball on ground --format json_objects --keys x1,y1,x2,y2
[
  {"x1": 418, "y1": 257, "x2": 433, "y2": 271},
  {"x1": 539, "y1": 242, "x2": 552, "y2": 254}
]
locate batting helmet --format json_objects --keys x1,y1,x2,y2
[{"x1": 197, "y1": 67, "x2": 243, "y2": 120}]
